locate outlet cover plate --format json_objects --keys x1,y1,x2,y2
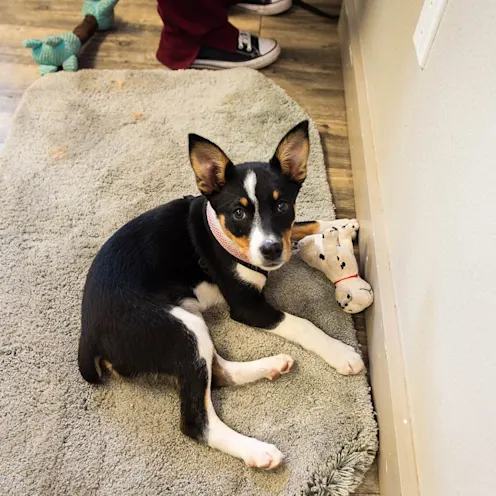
[{"x1": 413, "y1": 0, "x2": 448, "y2": 68}]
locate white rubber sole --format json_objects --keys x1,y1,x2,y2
[
  {"x1": 191, "y1": 43, "x2": 281, "y2": 70},
  {"x1": 237, "y1": 0, "x2": 292, "y2": 15}
]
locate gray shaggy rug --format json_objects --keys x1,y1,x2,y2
[{"x1": 0, "y1": 68, "x2": 377, "y2": 495}]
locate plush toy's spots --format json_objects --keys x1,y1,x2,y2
[
  {"x1": 240, "y1": 197, "x2": 248, "y2": 206},
  {"x1": 319, "y1": 254, "x2": 325, "y2": 260},
  {"x1": 340, "y1": 262, "x2": 346, "y2": 269},
  {"x1": 273, "y1": 190, "x2": 279, "y2": 200}
]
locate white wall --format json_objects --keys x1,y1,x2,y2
[{"x1": 355, "y1": 1, "x2": 496, "y2": 494}]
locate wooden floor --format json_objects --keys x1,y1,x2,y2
[{"x1": 0, "y1": 1, "x2": 378, "y2": 494}]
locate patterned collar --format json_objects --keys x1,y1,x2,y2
[{"x1": 205, "y1": 201, "x2": 268, "y2": 277}]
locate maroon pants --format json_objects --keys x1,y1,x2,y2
[{"x1": 156, "y1": 0, "x2": 240, "y2": 69}]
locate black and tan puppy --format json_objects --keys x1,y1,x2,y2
[{"x1": 78, "y1": 121, "x2": 364, "y2": 469}]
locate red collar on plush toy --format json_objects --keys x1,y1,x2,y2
[
  {"x1": 206, "y1": 201, "x2": 253, "y2": 265},
  {"x1": 333, "y1": 274, "x2": 358, "y2": 285}
]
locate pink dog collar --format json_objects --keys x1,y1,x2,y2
[{"x1": 206, "y1": 201, "x2": 252, "y2": 265}]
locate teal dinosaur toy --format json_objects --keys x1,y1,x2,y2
[
  {"x1": 82, "y1": 0, "x2": 120, "y2": 31},
  {"x1": 23, "y1": 33, "x2": 82, "y2": 75},
  {"x1": 23, "y1": 0, "x2": 120, "y2": 76}
]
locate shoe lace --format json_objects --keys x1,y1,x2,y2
[{"x1": 237, "y1": 31, "x2": 252, "y2": 53}]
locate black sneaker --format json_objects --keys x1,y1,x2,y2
[
  {"x1": 191, "y1": 31, "x2": 280, "y2": 70},
  {"x1": 237, "y1": 0, "x2": 292, "y2": 16}
]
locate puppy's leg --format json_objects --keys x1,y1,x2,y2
[
  {"x1": 171, "y1": 307, "x2": 284, "y2": 469},
  {"x1": 226, "y1": 291, "x2": 364, "y2": 376},
  {"x1": 212, "y1": 352, "x2": 294, "y2": 387},
  {"x1": 269, "y1": 313, "x2": 364, "y2": 375}
]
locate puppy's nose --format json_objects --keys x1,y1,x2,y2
[{"x1": 260, "y1": 241, "x2": 283, "y2": 261}]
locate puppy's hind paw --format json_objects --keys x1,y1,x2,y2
[
  {"x1": 243, "y1": 441, "x2": 284, "y2": 470},
  {"x1": 265, "y1": 354, "x2": 294, "y2": 380}
]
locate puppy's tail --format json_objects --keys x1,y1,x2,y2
[{"x1": 78, "y1": 339, "x2": 102, "y2": 384}]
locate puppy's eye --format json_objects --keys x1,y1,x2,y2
[
  {"x1": 233, "y1": 207, "x2": 246, "y2": 221},
  {"x1": 276, "y1": 200, "x2": 289, "y2": 213},
  {"x1": 347, "y1": 294, "x2": 351, "y2": 299}
]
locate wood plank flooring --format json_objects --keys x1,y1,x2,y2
[{"x1": 0, "y1": 1, "x2": 378, "y2": 493}]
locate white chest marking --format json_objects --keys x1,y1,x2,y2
[
  {"x1": 235, "y1": 263, "x2": 267, "y2": 291},
  {"x1": 193, "y1": 282, "x2": 225, "y2": 310}
]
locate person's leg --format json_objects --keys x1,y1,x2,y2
[
  {"x1": 156, "y1": 0, "x2": 282, "y2": 70},
  {"x1": 157, "y1": 0, "x2": 238, "y2": 69}
]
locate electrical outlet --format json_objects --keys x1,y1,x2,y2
[{"x1": 413, "y1": 0, "x2": 448, "y2": 68}]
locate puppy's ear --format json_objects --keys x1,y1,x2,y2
[
  {"x1": 189, "y1": 134, "x2": 233, "y2": 195},
  {"x1": 270, "y1": 120, "x2": 310, "y2": 184}
]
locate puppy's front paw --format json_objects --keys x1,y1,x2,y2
[
  {"x1": 265, "y1": 354, "x2": 294, "y2": 380},
  {"x1": 243, "y1": 440, "x2": 284, "y2": 470},
  {"x1": 333, "y1": 343, "x2": 365, "y2": 375}
]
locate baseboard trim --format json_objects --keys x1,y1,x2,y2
[{"x1": 338, "y1": 2, "x2": 420, "y2": 495}]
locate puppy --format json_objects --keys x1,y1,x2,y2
[{"x1": 78, "y1": 121, "x2": 364, "y2": 469}]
